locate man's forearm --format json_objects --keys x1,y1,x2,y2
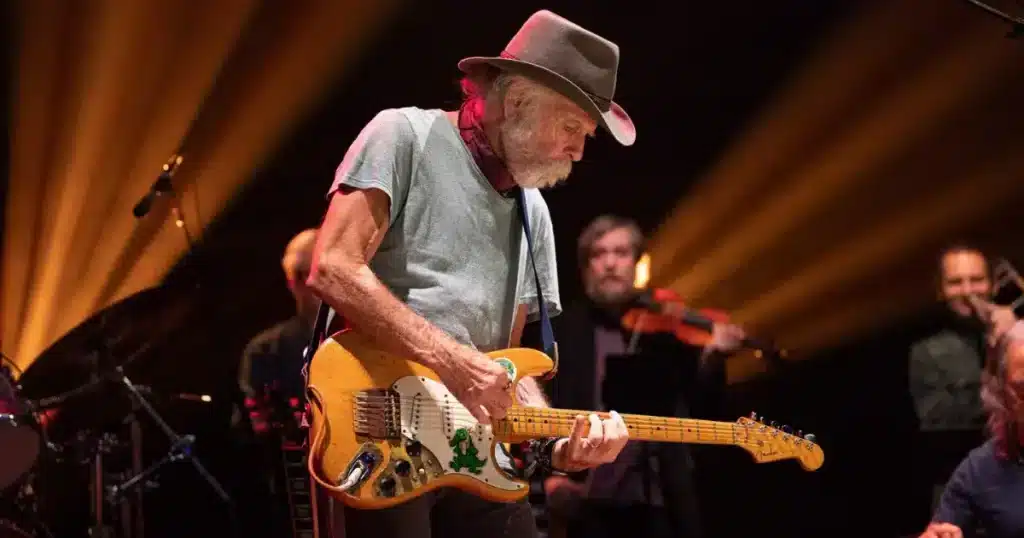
[
  {"x1": 309, "y1": 260, "x2": 461, "y2": 374},
  {"x1": 516, "y1": 377, "x2": 549, "y2": 407}
]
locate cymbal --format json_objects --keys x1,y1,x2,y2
[{"x1": 16, "y1": 284, "x2": 197, "y2": 406}]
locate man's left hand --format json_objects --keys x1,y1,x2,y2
[
  {"x1": 708, "y1": 322, "x2": 746, "y2": 354},
  {"x1": 551, "y1": 411, "x2": 629, "y2": 472}
]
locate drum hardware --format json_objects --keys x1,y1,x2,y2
[
  {"x1": 104, "y1": 366, "x2": 239, "y2": 538},
  {"x1": 0, "y1": 361, "x2": 40, "y2": 492},
  {"x1": 0, "y1": 519, "x2": 32, "y2": 538},
  {"x1": 1, "y1": 473, "x2": 55, "y2": 538},
  {"x1": 6, "y1": 283, "x2": 222, "y2": 538},
  {"x1": 88, "y1": 430, "x2": 132, "y2": 538},
  {"x1": 107, "y1": 433, "x2": 194, "y2": 504}
]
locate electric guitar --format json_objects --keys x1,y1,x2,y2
[{"x1": 305, "y1": 330, "x2": 825, "y2": 510}]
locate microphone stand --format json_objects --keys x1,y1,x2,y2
[
  {"x1": 105, "y1": 367, "x2": 238, "y2": 537},
  {"x1": 125, "y1": 156, "x2": 239, "y2": 535}
]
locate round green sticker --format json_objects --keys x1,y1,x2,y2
[{"x1": 495, "y1": 357, "x2": 517, "y2": 383}]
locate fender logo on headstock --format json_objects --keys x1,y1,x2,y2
[{"x1": 754, "y1": 440, "x2": 780, "y2": 459}]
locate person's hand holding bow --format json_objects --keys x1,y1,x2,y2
[{"x1": 708, "y1": 322, "x2": 746, "y2": 354}]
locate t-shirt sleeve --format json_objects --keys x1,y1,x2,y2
[
  {"x1": 932, "y1": 450, "x2": 979, "y2": 533},
  {"x1": 328, "y1": 108, "x2": 416, "y2": 226},
  {"x1": 519, "y1": 191, "x2": 562, "y2": 323}
]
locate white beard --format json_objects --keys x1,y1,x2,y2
[
  {"x1": 500, "y1": 108, "x2": 572, "y2": 189},
  {"x1": 512, "y1": 161, "x2": 572, "y2": 189}
]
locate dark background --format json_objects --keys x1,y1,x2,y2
[{"x1": 4, "y1": 1, "x2": 1018, "y2": 537}]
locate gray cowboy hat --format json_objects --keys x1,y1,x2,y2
[{"x1": 457, "y1": 10, "x2": 636, "y2": 147}]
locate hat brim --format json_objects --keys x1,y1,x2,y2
[{"x1": 458, "y1": 56, "x2": 635, "y2": 147}]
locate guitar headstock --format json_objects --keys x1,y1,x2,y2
[{"x1": 735, "y1": 412, "x2": 824, "y2": 471}]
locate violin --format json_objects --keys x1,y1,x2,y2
[
  {"x1": 620, "y1": 287, "x2": 787, "y2": 361},
  {"x1": 966, "y1": 294, "x2": 1020, "y2": 347}
]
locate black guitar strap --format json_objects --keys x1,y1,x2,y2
[
  {"x1": 515, "y1": 188, "x2": 559, "y2": 379},
  {"x1": 302, "y1": 301, "x2": 332, "y2": 381}
]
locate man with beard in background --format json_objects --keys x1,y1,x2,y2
[
  {"x1": 536, "y1": 215, "x2": 746, "y2": 538},
  {"x1": 909, "y1": 244, "x2": 1018, "y2": 521}
]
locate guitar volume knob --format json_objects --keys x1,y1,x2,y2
[{"x1": 378, "y1": 475, "x2": 397, "y2": 497}]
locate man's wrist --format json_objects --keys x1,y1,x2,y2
[{"x1": 509, "y1": 437, "x2": 568, "y2": 479}]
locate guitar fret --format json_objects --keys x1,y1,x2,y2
[{"x1": 500, "y1": 409, "x2": 765, "y2": 447}]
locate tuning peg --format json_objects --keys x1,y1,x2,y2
[
  {"x1": 781, "y1": 425, "x2": 792, "y2": 434},
  {"x1": 749, "y1": 411, "x2": 759, "y2": 421},
  {"x1": 804, "y1": 433, "x2": 817, "y2": 443},
  {"x1": 769, "y1": 420, "x2": 778, "y2": 428}
]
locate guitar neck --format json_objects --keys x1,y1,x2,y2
[{"x1": 496, "y1": 407, "x2": 752, "y2": 446}]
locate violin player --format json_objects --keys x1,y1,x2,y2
[
  {"x1": 908, "y1": 245, "x2": 1018, "y2": 523},
  {"x1": 530, "y1": 215, "x2": 748, "y2": 538}
]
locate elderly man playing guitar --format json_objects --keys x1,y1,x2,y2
[{"x1": 306, "y1": 10, "x2": 634, "y2": 538}]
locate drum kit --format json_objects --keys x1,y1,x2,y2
[{"x1": 0, "y1": 285, "x2": 235, "y2": 538}]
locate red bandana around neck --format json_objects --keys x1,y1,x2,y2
[{"x1": 457, "y1": 101, "x2": 518, "y2": 195}]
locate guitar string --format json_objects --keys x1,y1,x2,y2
[
  {"x1": 339, "y1": 391, "x2": 798, "y2": 430},
  {"x1": 347, "y1": 412, "x2": 789, "y2": 456},
  {"x1": 319, "y1": 393, "x2": 816, "y2": 453},
  {"x1": 338, "y1": 392, "x2": 803, "y2": 434}
]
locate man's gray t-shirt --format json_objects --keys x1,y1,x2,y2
[{"x1": 328, "y1": 107, "x2": 561, "y2": 351}]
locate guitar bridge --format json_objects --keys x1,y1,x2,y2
[{"x1": 352, "y1": 389, "x2": 401, "y2": 439}]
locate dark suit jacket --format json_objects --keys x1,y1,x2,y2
[{"x1": 908, "y1": 323, "x2": 987, "y2": 492}]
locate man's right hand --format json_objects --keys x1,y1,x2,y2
[
  {"x1": 988, "y1": 305, "x2": 1018, "y2": 344},
  {"x1": 437, "y1": 349, "x2": 514, "y2": 424},
  {"x1": 919, "y1": 522, "x2": 963, "y2": 538}
]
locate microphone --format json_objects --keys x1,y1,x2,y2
[{"x1": 133, "y1": 155, "x2": 183, "y2": 218}]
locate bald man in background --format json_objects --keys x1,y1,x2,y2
[
  {"x1": 233, "y1": 229, "x2": 321, "y2": 538},
  {"x1": 237, "y1": 228, "x2": 320, "y2": 429}
]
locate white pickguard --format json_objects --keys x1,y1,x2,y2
[{"x1": 392, "y1": 376, "x2": 525, "y2": 493}]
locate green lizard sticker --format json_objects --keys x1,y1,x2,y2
[
  {"x1": 448, "y1": 428, "x2": 487, "y2": 474},
  {"x1": 495, "y1": 357, "x2": 517, "y2": 385}
]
